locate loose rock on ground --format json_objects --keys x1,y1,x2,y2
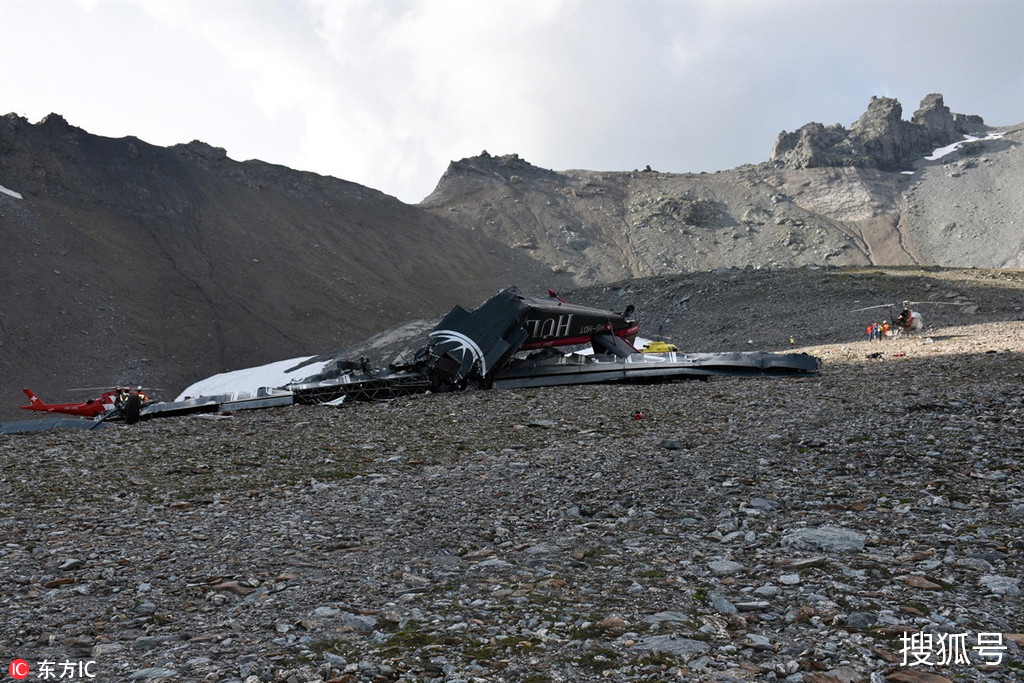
[{"x1": 2, "y1": 321, "x2": 1022, "y2": 682}]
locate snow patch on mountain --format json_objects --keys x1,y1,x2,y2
[{"x1": 926, "y1": 132, "x2": 1004, "y2": 161}]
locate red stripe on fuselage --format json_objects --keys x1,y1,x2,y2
[{"x1": 519, "y1": 325, "x2": 639, "y2": 350}]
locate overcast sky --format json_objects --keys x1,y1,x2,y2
[{"x1": 2, "y1": 1, "x2": 1022, "y2": 204}]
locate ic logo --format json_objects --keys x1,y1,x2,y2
[{"x1": 9, "y1": 659, "x2": 30, "y2": 679}]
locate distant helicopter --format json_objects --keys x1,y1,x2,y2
[
  {"x1": 20, "y1": 386, "x2": 158, "y2": 424},
  {"x1": 851, "y1": 300, "x2": 964, "y2": 335}
]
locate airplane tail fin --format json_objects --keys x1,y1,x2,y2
[{"x1": 21, "y1": 388, "x2": 47, "y2": 409}]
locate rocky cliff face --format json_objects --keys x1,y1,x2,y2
[
  {"x1": 422, "y1": 95, "x2": 1022, "y2": 285},
  {"x1": 423, "y1": 154, "x2": 873, "y2": 283},
  {"x1": 770, "y1": 94, "x2": 987, "y2": 171}
]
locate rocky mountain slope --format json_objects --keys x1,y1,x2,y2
[
  {"x1": 2, "y1": 316, "x2": 1022, "y2": 682},
  {"x1": 0, "y1": 114, "x2": 570, "y2": 417},
  {"x1": 1, "y1": 95, "x2": 1022, "y2": 682},
  {"x1": 421, "y1": 95, "x2": 1023, "y2": 284},
  {"x1": 0, "y1": 93, "x2": 1020, "y2": 419}
]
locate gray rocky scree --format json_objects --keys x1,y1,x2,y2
[{"x1": 1, "y1": 321, "x2": 1022, "y2": 682}]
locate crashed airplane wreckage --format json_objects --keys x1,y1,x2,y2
[
  {"x1": 285, "y1": 287, "x2": 820, "y2": 405},
  {"x1": 1, "y1": 288, "x2": 821, "y2": 432}
]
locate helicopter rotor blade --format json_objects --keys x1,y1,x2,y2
[
  {"x1": 851, "y1": 299, "x2": 968, "y2": 313},
  {"x1": 67, "y1": 386, "x2": 164, "y2": 394},
  {"x1": 849, "y1": 303, "x2": 896, "y2": 313},
  {"x1": 904, "y1": 301, "x2": 965, "y2": 307}
]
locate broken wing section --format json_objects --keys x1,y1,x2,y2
[{"x1": 427, "y1": 288, "x2": 530, "y2": 386}]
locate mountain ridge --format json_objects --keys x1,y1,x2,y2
[
  {"x1": 1, "y1": 93, "x2": 1020, "y2": 418},
  {"x1": 420, "y1": 94, "x2": 1022, "y2": 284},
  {"x1": 0, "y1": 113, "x2": 571, "y2": 416}
]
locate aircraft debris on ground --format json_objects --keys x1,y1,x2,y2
[
  {"x1": 4, "y1": 287, "x2": 820, "y2": 433},
  {"x1": 285, "y1": 287, "x2": 818, "y2": 404}
]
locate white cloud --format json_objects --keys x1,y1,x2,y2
[{"x1": 2, "y1": 0, "x2": 1022, "y2": 203}]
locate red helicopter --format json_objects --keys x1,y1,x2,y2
[{"x1": 20, "y1": 386, "x2": 155, "y2": 424}]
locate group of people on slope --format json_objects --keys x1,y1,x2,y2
[{"x1": 866, "y1": 320, "x2": 892, "y2": 341}]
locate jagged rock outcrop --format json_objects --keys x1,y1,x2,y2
[
  {"x1": 439, "y1": 93, "x2": 1024, "y2": 283},
  {"x1": 770, "y1": 93, "x2": 985, "y2": 170},
  {"x1": 768, "y1": 122, "x2": 868, "y2": 169},
  {"x1": 423, "y1": 96, "x2": 1021, "y2": 284},
  {"x1": 849, "y1": 96, "x2": 908, "y2": 170},
  {"x1": 911, "y1": 93, "x2": 958, "y2": 145}
]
